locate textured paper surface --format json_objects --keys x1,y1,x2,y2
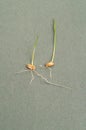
[{"x1": 0, "y1": 0, "x2": 86, "y2": 130}]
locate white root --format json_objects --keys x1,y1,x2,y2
[
  {"x1": 29, "y1": 71, "x2": 34, "y2": 84},
  {"x1": 39, "y1": 65, "x2": 52, "y2": 79},
  {"x1": 15, "y1": 69, "x2": 29, "y2": 74},
  {"x1": 48, "y1": 68, "x2": 52, "y2": 79},
  {"x1": 15, "y1": 68, "x2": 71, "y2": 89},
  {"x1": 34, "y1": 70, "x2": 71, "y2": 89}
]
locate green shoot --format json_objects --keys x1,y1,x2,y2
[
  {"x1": 51, "y1": 19, "x2": 56, "y2": 62},
  {"x1": 31, "y1": 36, "x2": 39, "y2": 65}
]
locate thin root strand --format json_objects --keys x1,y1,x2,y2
[
  {"x1": 29, "y1": 71, "x2": 34, "y2": 84},
  {"x1": 15, "y1": 69, "x2": 29, "y2": 74},
  {"x1": 34, "y1": 70, "x2": 71, "y2": 89}
]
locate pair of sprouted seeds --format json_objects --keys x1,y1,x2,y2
[{"x1": 17, "y1": 20, "x2": 71, "y2": 89}]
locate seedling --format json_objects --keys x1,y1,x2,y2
[
  {"x1": 26, "y1": 36, "x2": 38, "y2": 71},
  {"x1": 16, "y1": 36, "x2": 38, "y2": 84},
  {"x1": 39, "y1": 19, "x2": 56, "y2": 78},
  {"x1": 45, "y1": 19, "x2": 56, "y2": 68},
  {"x1": 38, "y1": 20, "x2": 71, "y2": 89},
  {"x1": 16, "y1": 36, "x2": 38, "y2": 73}
]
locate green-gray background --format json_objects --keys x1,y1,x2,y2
[{"x1": 0, "y1": 0, "x2": 86, "y2": 130}]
